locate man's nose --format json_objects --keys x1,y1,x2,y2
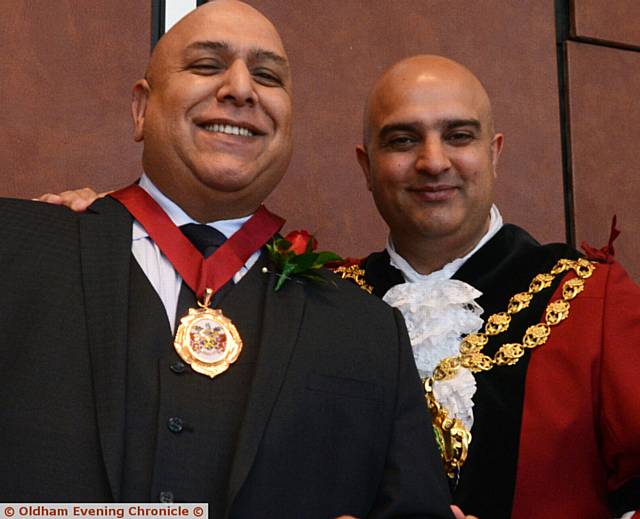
[
  {"x1": 414, "y1": 137, "x2": 451, "y2": 174},
  {"x1": 216, "y1": 60, "x2": 258, "y2": 106}
]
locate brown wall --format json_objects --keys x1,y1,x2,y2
[
  {"x1": 0, "y1": 1, "x2": 150, "y2": 197},
  {"x1": 1, "y1": 1, "x2": 638, "y2": 279},
  {"x1": 567, "y1": 42, "x2": 640, "y2": 281},
  {"x1": 566, "y1": 0, "x2": 640, "y2": 280},
  {"x1": 572, "y1": 0, "x2": 640, "y2": 47}
]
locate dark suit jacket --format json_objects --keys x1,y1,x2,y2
[{"x1": 0, "y1": 197, "x2": 453, "y2": 518}]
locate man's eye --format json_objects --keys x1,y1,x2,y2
[
  {"x1": 189, "y1": 61, "x2": 223, "y2": 74},
  {"x1": 252, "y1": 69, "x2": 283, "y2": 86},
  {"x1": 447, "y1": 132, "x2": 474, "y2": 145},
  {"x1": 386, "y1": 136, "x2": 417, "y2": 149}
]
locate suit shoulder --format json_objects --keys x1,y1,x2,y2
[
  {"x1": 299, "y1": 269, "x2": 409, "y2": 366},
  {"x1": 310, "y1": 267, "x2": 398, "y2": 316},
  {"x1": 0, "y1": 196, "x2": 78, "y2": 217},
  {"x1": 0, "y1": 197, "x2": 81, "y2": 239}
]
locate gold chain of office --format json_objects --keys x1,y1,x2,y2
[
  {"x1": 425, "y1": 257, "x2": 596, "y2": 479},
  {"x1": 333, "y1": 264, "x2": 374, "y2": 293}
]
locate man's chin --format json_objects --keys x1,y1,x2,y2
[
  {"x1": 192, "y1": 168, "x2": 261, "y2": 194},
  {"x1": 413, "y1": 214, "x2": 466, "y2": 242}
]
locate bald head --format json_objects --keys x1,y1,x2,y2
[
  {"x1": 147, "y1": 0, "x2": 288, "y2": 87},
  {"x1": 363, "y1": 55, "x2": 495, "y2": 146}
]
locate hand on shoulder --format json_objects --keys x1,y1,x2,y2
[{"x1": 34, "y1": 187, "x2": 106, "y2": 212}]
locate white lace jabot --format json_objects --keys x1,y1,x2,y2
[{"x1": 383, "y1": 279, "x2": 483, "y2": 378}]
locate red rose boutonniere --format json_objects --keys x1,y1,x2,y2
[{"x1": 266, "y1": 230, "x2": 342, "y2": 291}]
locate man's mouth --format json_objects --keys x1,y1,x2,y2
[
  {"x1": 411, "y1": 184, "x2": 456, "y2": 192},
  {"x1": 409, "y1": 185, "x2": 457, "y2": 201},
  {"x1": 196, "y1": 117, "x2": 265, "y2": 138},
  {"x1": 200, "y1": 122, "x2": 255, "y2": 137}
]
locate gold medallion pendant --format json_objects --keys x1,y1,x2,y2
[{"x1": 174, "y1": 289, "x2": 243, "y2": 378}]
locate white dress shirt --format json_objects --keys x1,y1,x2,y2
[{"x1": 132, "y1": 174, "x2": 260, "y2": 333}]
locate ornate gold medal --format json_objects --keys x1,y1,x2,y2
[{"x1": 174, "y1": 289, "x2": 243, "y2": 378}]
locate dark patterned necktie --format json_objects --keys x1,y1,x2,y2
[{"x1": 179, "y1": 223, "x2": 227, "y2": 258}]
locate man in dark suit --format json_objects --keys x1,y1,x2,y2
[
  {"x1": 353, "y1": 54, "x2": 640, "y2": 518},
  {"x1": 0, "y1": 2, "x2": 454, "y2": 517}
]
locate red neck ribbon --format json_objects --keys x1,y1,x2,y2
[{"x1": 110, "y1": 184, "x2": 285, "y2": 298}]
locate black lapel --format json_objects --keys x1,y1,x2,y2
[
  {"x1": 453, "y1": 224, "x2": 580, "y2": 316},
  {"x1": 78, "y1": 196, "x2": 132, "y2": 501},
  {"x1": 226, "y1": 259, "x2": 306, "y2": 508},
  {"x1": 362, "y1": 250, "x2": 405, "y2": 297}
]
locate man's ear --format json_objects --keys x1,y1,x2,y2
[
  {"x1": 131, "y1": 79, "x2": 151, "y2": 142},
  {"x1": 355, "y1": 144, "x2": 373, "y2": 191},
  {"x1": 490, "y1": 133, "x2": 504, "y2": 175}
]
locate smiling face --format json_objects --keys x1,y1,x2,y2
[
  {"x1": 131, "y1": 0, "x2": 293, "y2": 221},
  {"x1": 357, "y1": 56, "x2": 503, "y2": 271}
]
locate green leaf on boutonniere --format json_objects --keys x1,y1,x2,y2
[
  {"x1": 267, "y1": 231, "x2": 342, "y2": 291},
  {"x1": 274, "y1": 261, "x2": 297, "y2": 291},
  {"x1": 312, "y1": 251, "x2": 342, "y2": 268},
  {"x1": 289, "y1": 253, "x2": 318, "y2": 273}
]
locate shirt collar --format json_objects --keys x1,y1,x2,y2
[
  {"x1": 132, "y1": 174, "x2": 252, "y2": 241},
  {"x1": 386, "y1": 204, "x2": 503, "y2": 283}
]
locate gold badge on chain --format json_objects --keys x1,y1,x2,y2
[{"x1": 174, "y1": 288, "x2": 243, "y2": 378}]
